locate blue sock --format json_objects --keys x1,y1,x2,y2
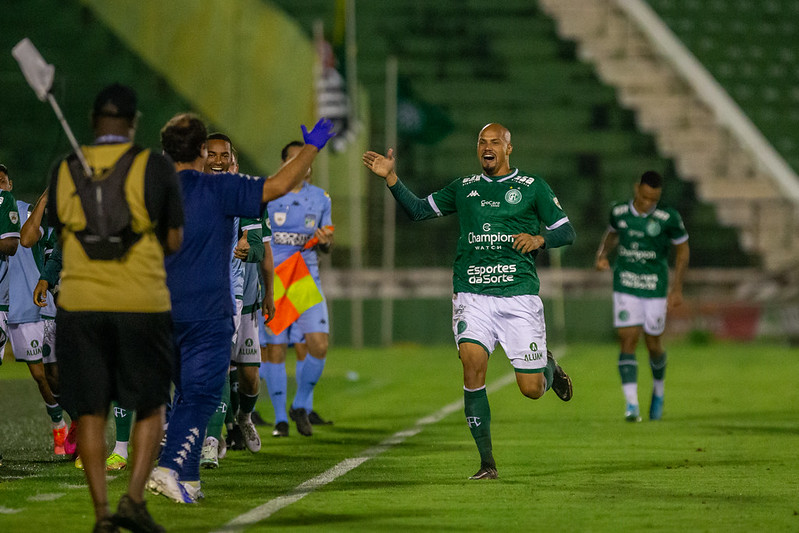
[
  {"x1": 295, "y1": 358, "x2": 309, "y2": 408},
  {"x1": 264, "y1": 362, "x2": 288, "y2": 424},
  {"x1": 292, "y1": 356, "x2": 325, "y2": 411},
  {"x1": 258, "y1": 358, "x2": 269, "y2": 381}
]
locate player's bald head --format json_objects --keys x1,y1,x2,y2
[{"x1": 479, "y1": 123, "x2": 511, "y2": 143}]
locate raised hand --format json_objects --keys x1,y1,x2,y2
[
  {"x1": 362, "y1": 148, "x2": 396, "y2": 181},
  {"x1": 301, "y1": 118, "x2": 336, "y2": 150}
]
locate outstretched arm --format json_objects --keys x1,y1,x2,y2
[
  {"x1": 363, "y1": 149, "x2": 437, "y2": 221},
  {"x1": 262, "y1": 118, "x2": 335, "y2": 203}
]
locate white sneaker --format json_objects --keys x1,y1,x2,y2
[
  {"x1": 200, "y1": 437, "x2": 219, "y2": 469},
  {"x1": 182, "y1": 480, "x2": 205, "y2": 501},
  {"x1": 217, "y1": 434, "x2": 227, "y2": 460},
  {"x1": 236, "y1": 413, "x2": 261, "y2": 452},
  {"x1": 146, "y1": 466, "x2": 196, "y2": 503}
]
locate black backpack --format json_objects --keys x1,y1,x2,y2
[{"x1": 65, "y1": 145, "x2": 144, "y2": 260}]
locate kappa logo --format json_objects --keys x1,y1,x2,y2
[{"x1": 467, "y1": 190, "x2": 480, "y2": 198}]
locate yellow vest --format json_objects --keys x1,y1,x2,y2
[{"x1": 55, "y1": 143, "x2": 171, "y2": 312}]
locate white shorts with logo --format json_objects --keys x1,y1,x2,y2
[
  {"x1": 613, "y1": 291, "x2": 667, "y2": 336},
  {"x1": 452, "y1": 292, "x2": 548, "y2": 372},
  {"x1": 8, "y1": 320, "x2": 54, "y2": 364},
  {"x1": 232, "y1": 308, "x2": 261, "y2": 366}
]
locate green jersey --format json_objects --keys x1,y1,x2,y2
[
  {"x1": 427, "y1": 169, "x2": 570, "y2": 296},
  {"x1": 608, "y1": 200, "x2": 688, "y2": 298}
]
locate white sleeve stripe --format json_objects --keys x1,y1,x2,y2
[
  {"x1": 545, "y1": 217, "x2": 570, "y2": 231},
  {"x1": 427, "y1": 195, "x2": 443, "y2": 217},
  {"x1": 0, "y1": 232, "x2": 20, "y2": 239},
  {"x1": 262, "y1": 236, "x2": 272, "y2": 242},
  {"x1": 242, "y1": 223, "x2": 260, "y2": 231},
  {"x1": 671, "y1": 235, "x2": 689, "y2": 245}
]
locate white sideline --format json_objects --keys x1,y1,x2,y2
[{"x1": 213, "y1": 371, "x2": 518, "y2": 533}]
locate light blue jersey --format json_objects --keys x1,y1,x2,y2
[
  {"x1": 8, "y1": 201, "x2": 56, "y2": 323},
  {"x1": 267, "y1": 182, "x2": 332, "y2": 282}
]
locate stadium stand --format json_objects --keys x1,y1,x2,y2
[
  {"x1": 539, "y1": 0, "x2": 799, "y2": 272},
  {"x1": 269, "y1": 0, "x2": 752, "y2": 268}
]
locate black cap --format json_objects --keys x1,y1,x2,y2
[{"x1": 92, "y1": 83, "x2": 137, "y2": 120}]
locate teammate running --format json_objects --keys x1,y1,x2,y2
[{"x1": 363, "y1": 123, "x2": 575, "y2": 480}]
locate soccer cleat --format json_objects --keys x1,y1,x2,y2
[
  {"x1": 290, "y1": 407, "x2": 313, "y2": 437},
  {"x1": 64, "y1": 420, "x2": 79, "y2": 456},
  {"x1": 250, "y1": 410, "x2": 269, "y2": 427},
  {"x1": 226, "y1": 425, "x2": 246, "y2": 451},
  {"x1": 113, "y1": 494, "x2": 165, "y2": 533},
  {"x1": 308, "y1": 410, "x2": 334, "y2": 426},
  {"x1": 649, "y1": 393, "x2": 664, "y2": 421},
  {"x1": 92, "y1": 517, "x2": 120, "y2": 533},
  {"x1": 146, "y1": 467, "x2": 196, "y2": 504},
  {"x1": 236, "y1": 414, "x2": 262, "y2": 452},
  {"x1": 106, "y1": 452, "x2": 128, "y2": 471},
  {"x1": 53, "y1": 425, "x2": 68, "y2": 455},
  {"x1": 75, "y1": 455, "x2": 84, "y2": 470},
  {"x1": 200, "y1": 437, "x2": 219, "y2": 469},
  {"x1": 181, "y1": 480, "x2": 205, "y2": 501},
  {"x1": 547, "y1": 351, "x2": 573, "y2": 402},
  {"x1": 469, "y1": 465, "x2": 498, "y2": 480},
  {"x1": 272, "y1": 421, "x2": 289, "y2": 437},
  {"x1": 625, "y1": 403, "x2": 642, "y2": 422},
  {"x1": 217, "y1": 434, "x2": 227, "y2": 460}
]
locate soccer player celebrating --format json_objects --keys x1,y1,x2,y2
[
  {"x1": 363, "y1": 123, "x2": 574, "y2": 480},
  {"x1": 594, "y1": 170, "x2": 689, "y2": 422}
]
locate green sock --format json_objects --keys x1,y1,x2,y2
[
  {"x1": 238, "y1": 391, "x2": 258, "y2": 415},
  {"x1": 464, "y1": 388, "x2": 494, "y2": 468},
  {"x1": 207, "y1": 402, "x2": 226, "y2": 441},
  {"x1": 113, "y1": 402, "x2": 132, "y2": 442},
  {"x1": 618, "y1": 353, "x2": 638, "y2": 384},
  {"x1": 222, "y1": 372, "x2": 234, "y2": 427},
  {"x1": 45, "y1": 402, "x2": 63, "y2": 424},
  {"x1": 229, "y1": 367, "x2": 240, "y2": 419},
  {"x1": 543, "y1": 358, "x2": 555, "y2": 391},
  {"x1": 650, "y1": 352, "x2": 667, "y2": 381}
]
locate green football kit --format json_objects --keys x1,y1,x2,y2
[
  {"x1": 608, "y1": 200, "x2": 688, "y2": 299},
  {"x1": 390, "y1": 169, "x2": 573, "y2": 297}
]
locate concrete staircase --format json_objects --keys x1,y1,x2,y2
[{"x1": 539, "y1": 0, "x2": 799, "y2": 273}]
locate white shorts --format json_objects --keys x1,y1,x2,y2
[
  {"x1": 452, "y1": 292, "x2": 548, "y2": 372},
  {"x1": 8, "y1": 320, "x2": 54, "y2": 364},
  {"x1": 613, "y1": 291, "x2": 667, "y2": 336},
  {"x1": 232, "y1": 309, "x2": 261, "y2": 366}
]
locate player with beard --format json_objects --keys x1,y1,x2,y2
[{"x1": 363, "y1": 123, "x2": 575, "y2": 480}]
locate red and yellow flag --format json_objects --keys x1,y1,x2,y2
[{"x1": 267, "y1": 226, "x2": 333, "y2": 335}]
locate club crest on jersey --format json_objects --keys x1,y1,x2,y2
[
  {"x1": 646, "y1": 220, "x2": 662, "y2": 237},
  {"x1": 274, "y1": 212, "x2": 287, "y2": 226},
  {"x1": 305, "y1": 215, "x2": 317, "y2": 228},
  {"x1": 504, "y1": 189, "x2": 522, "y2": 205},
  {"x1": 9, "y1": 211, "x2": 18, "y2": 224},
  {"x1": 553, "y1": 196, "x2": 562, "y2": 209}
]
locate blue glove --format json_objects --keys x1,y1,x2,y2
[{"x1": 301, "y1": 118, "x2": 336, "y2": 150}]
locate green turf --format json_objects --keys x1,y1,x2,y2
[{"x1": 1, "y1": 341, "x2": 797, "y2": 531}]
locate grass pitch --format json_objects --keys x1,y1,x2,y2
[{"x1": 0, "y1": 340, "x2": 797, "y2": 532}]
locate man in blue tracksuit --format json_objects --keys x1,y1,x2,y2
[{"x1": 148, "y1": 112, "x2": 334, "y2": 503}]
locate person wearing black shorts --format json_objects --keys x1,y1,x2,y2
[{"x1": 47, "y1": 84, "x2": 184, "y2": 533}]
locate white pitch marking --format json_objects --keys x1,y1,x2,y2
[
  {"x1": 0, "y1": 506, "x2": 23, "y2": 514},
  {"x1": 214, "y1": 371, "x2": 518, "y2": 533},
  {"x1": 28, "y1": 492, "x2": 65, "y2": 502}
]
